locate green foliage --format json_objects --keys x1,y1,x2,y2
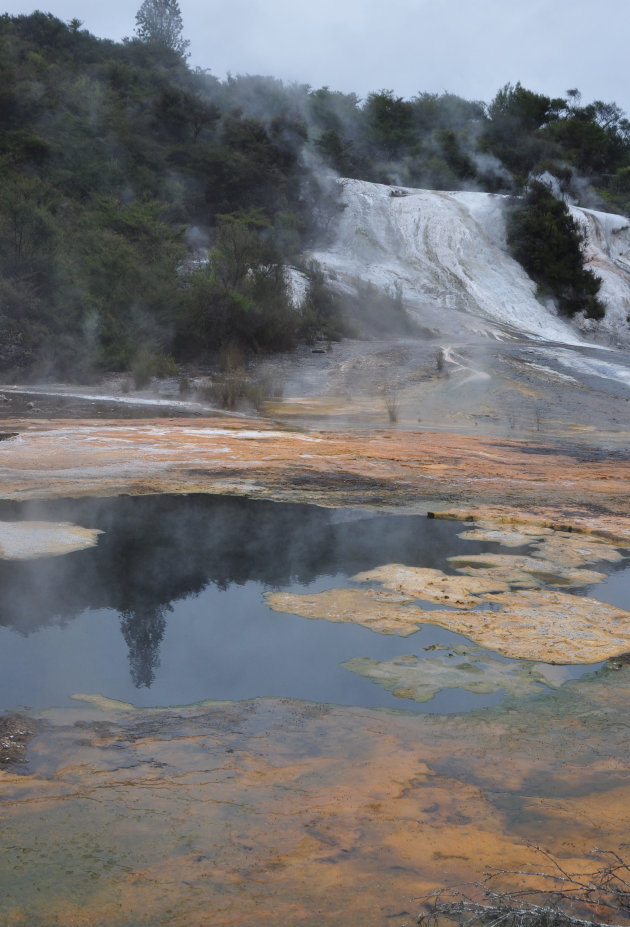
[
  {"x1": 298, "y1": 262, "x2": 351, "y2": 343},
  {"x1": 134, "y1": 0, "x2": 190, "y2": 58},
  {"x1": 307, "y1": 87, "x2": 492, "y2": 190},
  {"x1": 481, "y1": 83, "x2": 564, "y2": 179},
  {"x1": 615, "y1": 166, "x2": 630, "y2": 192},
  {"x1": 435, "y1": 129, "x2": 476, "y2": 180},
  {"x1": 595, "y1": 166, "x2": 630, "y2": 216},
  {"x1": 315, "y1": 128, "x2": 360, "y2": 177},
  {"x1": 487, "y1": 82, "x2": 564, "y2": 133},
  {"x1": 482, "y1": 84, "x2": 630, "y2": 191},
  {"x1": 542, "y1": 101, "x2": 630, "y2": 174},
  {"x1": 364, "y1": 90, "x2": 415, "y2": 158},
  {"x1": 309, "y1": 86, "x2": 362, "y2": 135},
  {"x1": 178, "y1": 215, "x2": 300, "y2": 355},
  {"x1": 1, "y1": 9, "x2": 627, "y2": 378},
  {"x1": 131, "y1": 347, "x2": 177, "y2": 388},
  {"x1": 0, "y1": 12, "x2": 338, "y2": 376},
  {"x1": 507, "y1": 181, "x2": 605, "y2": 319}
]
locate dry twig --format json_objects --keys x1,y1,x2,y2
[{"x1": 417, "y1": 848, "x2": 630, "y2": 927}]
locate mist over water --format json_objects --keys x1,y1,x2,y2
[{"x1": 0, "y1": 494, "x2": 547, "y2": 714}]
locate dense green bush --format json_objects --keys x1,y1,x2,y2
[
  {"x1": 177, "y1": 214, "x2": 300, "y2": 356},
  {"x1": 507, "y1": 181, "x2": 604, "y2": 319},
  {"x1": 0, "y1": 10, "x2": 628, "y2": 379},
  {"x1": 0, "y1": 12, "x2": 335, "y2": 377}
]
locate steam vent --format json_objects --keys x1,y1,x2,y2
[{"x1": 3, "y1": 23, "x2": 630, "y2": 924}]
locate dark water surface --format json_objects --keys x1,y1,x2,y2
[{"x1": 0, "y1": 495, "x2": 598, "y2": 713}]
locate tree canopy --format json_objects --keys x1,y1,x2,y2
[
  {"x1": 0, "y1": 11, "x2": 628, "y2": 380},
  {"x1": 134, "y1": 0, "x2": 190, "y2": 57},
  {"x1": 507, "y1": 181, "x2": 605, "y2": 320}
]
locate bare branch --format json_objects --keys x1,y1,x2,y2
[{"x1": 416, "y1": 848, "x2": 630, "y2": 927}]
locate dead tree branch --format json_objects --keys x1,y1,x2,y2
[{"x1": 417, "y1": 848, "x2": 630, "y2": 927}]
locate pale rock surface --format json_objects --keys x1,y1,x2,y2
[{"x1": 309, "y1": 178, "x2": 630, "y2": 346}]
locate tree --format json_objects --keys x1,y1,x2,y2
[
  {"x1": 507, "y1": 181, "x2": 605, "y2": 320},
  {"x1": 487, "y1": 82, "x2": 564, "y2": 133},
  {"x1": 134, "y1": 0, "x2": 190, "y2": 57},
  {"x1": 364, "y1": 90, "x2": 415, "y2": 157}
]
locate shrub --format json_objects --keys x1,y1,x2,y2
[{"x1": 507, "y1": 181, "x2": 605, "y2": 319}]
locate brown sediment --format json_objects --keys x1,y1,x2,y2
[
  {"x1": 449, "y1": 552, "x2": 607, "y2": 588},
  {"x1": 267, "y1": 583, "x2": 630, "y2": 663},
  {"x1": 265, "y1": 587, "x2": 427, "y2": 635},
  {"x1": 436, "y1": 504, "x2": 630, "y2": 545},
  {"x1": 2, "y1": 415, "x2": 630, "y2": 925},
  {"x1": 269, "y1": 519, "x2": 630, "y2": 663},
  {"x1": 0, "y1": 714, "x2": 36, "y2": 768},
  {"x1": 1, "y1": 418, "x2": 630, "y2": 534},
  {"x1": 2, "y1": 670, "x2": 630, "y2": 927},
  {"x1": 416, "y1": 588, "x2": 630, "y2": 663},
  {"x1": 352, "y1": 564, "x2": 510, "y2": 606},
  {"x1": 268, "y1": 513, "x2": 630, "y2": 663},
  {"x1": 456, "y1": 520, "x2": 626, "y2": 566},
  {"x1": 342, "y1": 648, "x2": 565, "y2": 701}
]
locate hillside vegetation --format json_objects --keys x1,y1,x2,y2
[{"x1": 1, "y1": 11, "x2": 629, "y2": 379}]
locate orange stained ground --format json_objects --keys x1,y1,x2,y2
[
  {"x1": 2, "y1": 416, "x2": 630, "y2": 926},
  {"x1": 2, "y1": 417, "x2": 630, "y2": 538},
  {"x1": 2, "y1": 669, "x2": 630, "y2": 927}
]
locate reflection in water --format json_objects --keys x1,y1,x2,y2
[
  {"x1": 0, "y1": 494, "x2": 482, "y2": 632},
  {"x1": 2, "y1": 499, "x2": 629, "y2": 926},
  {"x1": 120, "y1": 604, "x2": 169, "y2": 688},
  {"x1": 0, "y1": 495, "x2": 520, "y2": 710}
]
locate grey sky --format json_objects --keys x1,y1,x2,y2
[{"x1": 3, "y1": 0, "x2": 629, "y2": 114}]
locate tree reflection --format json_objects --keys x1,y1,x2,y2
[
  {"x1": 120, "y1": 603, "x2": 169, "y2": 688},
  {"x1": 0, "y1": 494, "x2": 501, "y2": 689}
]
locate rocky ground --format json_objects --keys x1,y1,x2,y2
[
  {"x1": 1, "y1": 337, "x2": 630, "y2": 927},
  {"x1": 1, "y1": 417, "x2": 629, "y2": 535},
  {"x1": 3, "y1": 334, "x2": 630, "y2": 442}
]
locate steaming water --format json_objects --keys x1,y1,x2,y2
[{"x1": 0, "y1": 495, "x2": 601, "y2": 715}]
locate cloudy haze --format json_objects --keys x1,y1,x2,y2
[{"x1": 3, "y1": 0, "x2": 629, "y2": 114}]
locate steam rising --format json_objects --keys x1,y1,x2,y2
[{"x1": 308, "y1": 178, "x2": 630, "y2": 345}]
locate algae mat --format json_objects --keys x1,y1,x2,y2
[
  {"x1": 268, "y1": 519, "x2": 630, "y2": 663},
  {"x1": 2, "y1": 419, "x2": 630, "y2": 527},
  {"x1": 267, "y1": 583, "x2": 630, "y2": 662},
  {"x1": 3, "y1": 665, "x2": 630, "y2": 927},
  {"x1": 342, "y1": 647, "x2": 567, "y2": 702},
  {"x1": 1, "y1": 421, "x2": 630, "y2": 926}
]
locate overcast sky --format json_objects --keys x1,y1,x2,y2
[{"x1": 3, "y1": 0, "x2": 629, "y2": 114}]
